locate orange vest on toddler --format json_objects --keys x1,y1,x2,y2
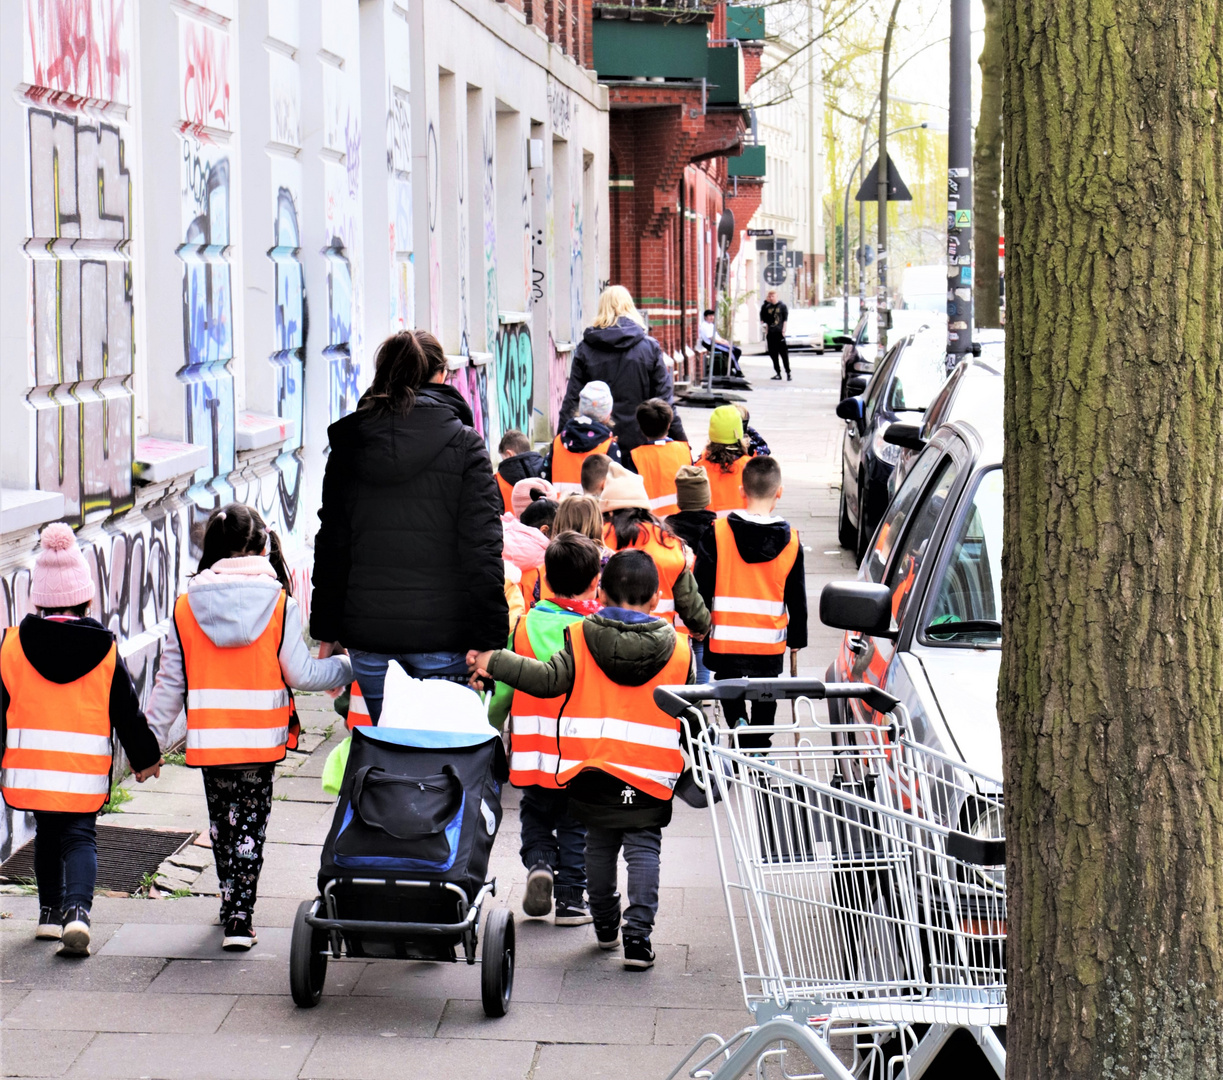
[
  {"x1": 708, "y1": 518, "x2": 799, "y2": 656},
  {"x1": 176, "y1": 591, "x2": 293, "y2": 766},
  {"x1": 694, "y1": 453, "x2": 748, "y2": 516},
  {"x1": 605, "y1": 521, "x2": 688, "y2": 630},
  {"x1": 630, "y1": 440, "x2": 692, "y2": 517},
  {"x1": 551, "y1": 434, "x2": 613, "y2": 495},
  {"x1": 0, "y1": 627, "x2": 115, "y2": 814}
]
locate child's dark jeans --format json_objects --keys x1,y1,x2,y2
[
  {"x1": 585, "y1": 825, "x2": 662, "y2": 936},
  {"x1": 33, "y1": 810, "x2": 97, "y2": 912},
  {"x1": 519, "y1": 786, "x2": 587, "y2": 900}
]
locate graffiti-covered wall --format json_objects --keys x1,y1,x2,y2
[{"x1": 0, "y1": 0, "x2": 606, "y2": 860}]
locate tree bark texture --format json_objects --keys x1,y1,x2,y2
[
  {"x1": 973, "y1": 0, "x2": 1003, "y2": 328},
  {"x1": 1000, "y1": 3, "x2": 1223, "y2": 1077}
]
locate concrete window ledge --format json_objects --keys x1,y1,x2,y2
[
  {"x1": 0, "y1": 488, "x2": 66, "y2": 535},
  {"x1": 236, "y1": 412, "x2": 298, "y2": 452},
  {"x1": 133, "y1": 436, "x2": 208, "y2": 484},
  {"x1": 553, "y1": 340, "x2": 576, "y2": 353},
  {"x1": 498, "y1": 310, "x2": 532, "y2": 325},
  {"x1": 446, "y1": 351, "x2": 493, "y2": 370}
]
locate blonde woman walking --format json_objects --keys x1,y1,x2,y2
[{"x1": 559, "y1": 285, "x2": 686, "y2": 457}]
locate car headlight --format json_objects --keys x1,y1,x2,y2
[
  {"x1": 970, "y1": 802, "x2": 1006, "y2": 890},
  {"x1": 871, "y1": 426, "x2": 903, "y2": 465}
]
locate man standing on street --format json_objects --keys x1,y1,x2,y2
[{"x1": 759, "y1": 290, "x2": 790, "y2": 381}]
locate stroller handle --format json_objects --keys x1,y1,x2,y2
[{"x1": 653, "y1": 679, "x2": 901, "y2": 718}]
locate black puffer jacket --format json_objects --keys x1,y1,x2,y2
[
  {"x1": 560, "y1": 317, "x2": 687, "y2": 455},
  {"x1": 310, "y1": 384, "x2": 508, "y2": 654}
]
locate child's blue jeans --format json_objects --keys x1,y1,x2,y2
[
  {"x1": 33, "y1": 810, "x2": 97, "y2": 911},
  {"x1": 519, "y1": 786, "x2": 586, "y2": 900},
  {"x1": 348, "y1": 650, "x2": 471, "y2": 724},
  {"x1": 585, "y1": 825, "x2": 662, "y2": 937}
]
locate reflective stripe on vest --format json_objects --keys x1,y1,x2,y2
[
  {"x1": 0, "y1": 626, "x2": 115, "y2": 814},
  {"x1": 176, "y1": 591, "x2": 292, "y2": 767},
  {"x1": 605, "y1": 522, "x2": 687, "y2": 626},
  {"x1": 508, "y1": 616, "x2": 581, "y2": 789},
  {"x1": 695, "y1": 454, "x2": 749, "y2": 515},
  {"x1": 709, "y1": 517, "x2": 800, "y2": 656},
  {"x1": 630, "y1": 441, "x2": 692, "y2": 518},
  {"x1": 496, "y1": 472, "x2": 514, "y2": 514},
  {"x1": 556, "y1": 624, "x2": 690, "y2": 800},
  {"x1": 551, "y1": 434, "x2": 613, "y2": 490},
  {"x1": 347, "y1": 680, "x2": 372, "y2": 730}
]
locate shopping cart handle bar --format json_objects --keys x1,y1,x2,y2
[
  {"x1": 653, "y1": 679, "x2": 900, "y2": 717},
  {"x1": 946, "y1": 830, "x2": 1006, "y2": 867}
]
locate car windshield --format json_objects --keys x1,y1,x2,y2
[
  {"x1": 859, "y1": 311, "x2": 941, "y2": 346},
  {"x1": 888, "y1": 331, "x2": 949, "y2": 412},
  {"x1": 786, "y1": 308, "x2": 823, "y2": 333},
  {"x1": 924, "y1": 467, "x2": 1004, "y2": 646}
]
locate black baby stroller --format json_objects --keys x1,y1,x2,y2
[{"x1": 290, "y1": 709, "x2": 514, "y2": 1017}]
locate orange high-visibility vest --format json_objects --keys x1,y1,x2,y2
[
  {"x1": 551, "y1": 433, "x2": 613, "y2": 495},
  {"x1": 709, "y1": 518, "x2": 800, "y2": 656},
  {"x1": 694, "y1": 453, "x2": 749, "y2": 516},
  {"x1": 0, "y1": 627, "x2": 115, "y2": 814},
  {"x1": 496, "y1": 472, "x2": 514, "y2": 514},
  {"x1": 630, "y1": 440, "x2": 692, "y2": 517},
  {"x1": 176, "y1": 591, "x2": 292, "y2": 767},
  {"x1": 605, "y1": 521, "x2": 687, "y2": 627},
  {"x1": 557, "y1": 624, "x2": 691, "y2": 800},
  {"x1": 347, "y1": 680, "x2": 372, "y2": 730},
  {"x1": 508, "y1": 615, "x2": 582, "y2": 789},
  {"x1": 519, "y1": 566, "x2": 556, "y2": 611}
]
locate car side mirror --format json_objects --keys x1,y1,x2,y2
[
  {"x1": 846, "y1": 375, "x2": 868, "y2": 396},
  {"x1": 832, "y1": 335, "x2": 854, "y2": 347},
  {"x1": 883, "y1": 422, "x2": 926, "y2": 452},
  {"x1": 819, "y1": 581, "x2": 894, "y2": 637},
  {"x1": 835, "y1": 397, "x2": 864, "y2": 423}
]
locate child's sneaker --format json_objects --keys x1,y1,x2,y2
[
  {"x1": 594, "y1": 915, "x2": 621, "y2": 950},
  {"x1": 36, "y1": 907, "x2": 63, "y2": 940},
  {"x1": 622, "y1": 933, "x2": 655, "y2": 970},
  {"x1": 58, "y1": 906, "x2": 91, "y2": 956},
  {"x1": 522, "y1": 862, "x2": 554, "y2": 917},
  {"x1": 554, "y1": 890, "x2": 593, "y2": 927},
  {"x1": 222, "y1": 917, "x2": 257, "y2": 951}
]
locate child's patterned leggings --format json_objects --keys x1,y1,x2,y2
[{"x1": 202, "y1": 765, "x2": 275, "y2": 923}]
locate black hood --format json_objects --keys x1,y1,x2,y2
[
  {"x1": 497, "y1": 451, "x2": 548, "y2": 485},
  {"x1": 560, "y1": 417, "x2": 615, "y2": 453},
  {"x1": 726, "y1": 514, "x2": 794, "y2": 563},
  {"x1": 581, "y1": 317, "x2": 648, "y2": 352},
  {"x1": 18, "y1": 615, "x2": 116, "y2": 683},
  {"x1": 329, "y1": 384, "x2": 474, "y2": 488}
]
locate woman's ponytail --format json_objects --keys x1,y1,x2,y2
[
  {"x1": 266, "y1": 529, "x2": 294, "y2": 597},
  {"x1": 361, "y1": 330, "x2": 448, "y2": 415}
]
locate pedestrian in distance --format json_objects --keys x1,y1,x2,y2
[
  {"x1": 546, "y1": 381, "x2": 622, "y2": 494},
  {"x1": 699, "y1": 309, "x2": 744, "y2": 377},
  {"x1": 489, "y1": 532, "x2": 606, "y2": 926},
  {"x1": 580, "y1": 453, "x2": 613, "y2": 498},
  {"x1": 630, "y1": 399, "x2": 693, "y2": 517},
  {"x1": 310, "y1": 329, "x2": 508, "y2": 721},
  {"x1": 599, "y1": 470, "x2": 711, "y2": 641},
  {"x1": 147, "y1": 504, "x2": 352, "y2": 950},
  {"x1": 495, "y1": 429, "x2": 548, "y2": 514},
  {"x1": 0, "y1": 524, "x2": 163, "y2": 957},
  {"x1": 560, "y1": 285, "x2": 687, "y2": 456},
  {"x1": 694, "y1": 405, "x2": 753, "y2": 516},
  {"x1": 734, "y1": 403, "x2": 772, "y2": 458},
  {"x1": 469, "y1": 549, "x2": 694, "y2": 970},
  {"x1": 759, "y1": 288, "x2": 791, "y2": 380},
  {"x1": 694, "y1": 457, "x2": 808, "y2": 750}
]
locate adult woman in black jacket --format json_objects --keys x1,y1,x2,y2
[
  {"x1": 559, "y1": 286, "x2": 686, "y2": 458},
  {"x1": 310, "y1": 330, "x2": 507, "y2": 721}
]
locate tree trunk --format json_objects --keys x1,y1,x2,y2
[
  {"x1": 1000, "y1": 3, "x2": 1223, "y2": 1077},
  {"x1": 973, "y1": 0, "x2": 1002, "y2": 328}
]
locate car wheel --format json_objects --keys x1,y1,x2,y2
[
  {"x1": 855, "y1": 472, "x2": 871, "y2": 565},
  {"x1": 838, "y1": 487, "x2": 857, "y2": 550}
]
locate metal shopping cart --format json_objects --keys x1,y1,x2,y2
[{"x1": 659, "y1": 679, "x2": 1006, "y2": 1080}]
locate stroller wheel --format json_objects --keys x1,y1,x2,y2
[
  {"x1": 289, "y1": 899, "x2": 328, "y2": 1007},
  {"x1": 481, "y1": 907, "x2": 515, "y2": 1018}
]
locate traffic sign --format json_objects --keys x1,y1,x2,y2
[
  {"x1": 747, "y1": 228, "x2": 774, "y2": 237},
  {"x1": 855, "y1": 153, "x2": 913, "y2": 202}
]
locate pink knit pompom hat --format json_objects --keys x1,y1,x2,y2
[
  {"x1": 30, "y1": 522, "x2": 95, "y2": 609},
  {"x1": 511, "y1": 477, "x2": 557, "y2": 518}
]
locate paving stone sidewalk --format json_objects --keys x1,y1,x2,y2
[{"x1": 0, "y1": 351, "x2": 853, "y2": 1079}]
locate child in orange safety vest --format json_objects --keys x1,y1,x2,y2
[
  {"x1": 629, "y1": 398, "x2": 693, "y2": 517},
  {"x1": 488, "y1": 532, "x2": 604, "y2": 926},
  {"x1": 693, "y1": 405, "x2": 753, "y2": 516},
  {"x1": 0, "y1": 524, "x2": 163, "y2": 957},
  {"x1": 146, "y1": 504, "x2": 351, "y2": 952},
  {"x1": 494, "y1": 429, "x2": 548, "y2": 513},
  {"x1": 469, "y1": 549, "x2": 694, "y2": 971},
  {"x1": 693, "y1": 456, "x2": 808, "y2": 751},
  {"x1": 545, "y1": 380, "x2": 622, "y2": 495}
]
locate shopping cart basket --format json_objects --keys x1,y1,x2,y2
[{"x1": 659, "y1": 679, "x2": 1006, "y2": 1080}]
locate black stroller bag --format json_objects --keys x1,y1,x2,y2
[{"x1": 320, "y1": 726, "x2": 508, "y2": 900}]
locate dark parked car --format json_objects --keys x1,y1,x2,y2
[
  {"x1": 838, "y1": 309, "x2": 940, "y2": 399},
  {"x1": 836, "y1": 324, "x2": 950, "y2": 561}
]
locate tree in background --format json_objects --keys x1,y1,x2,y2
[
  {"x1": 973, "y1": 0, "x2": 1002, "y2": 328},
  {"x1": 1001, "y1": 2, "x2": 1223, "y2": 1075}
]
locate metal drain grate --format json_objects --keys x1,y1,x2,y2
[{"x1": 0, "y1": 825, "x2": 193, "y2": 895}]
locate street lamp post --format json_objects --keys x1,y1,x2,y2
[{"x1": 876, "y1": 0, "x2": 904, "y2": 361}]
